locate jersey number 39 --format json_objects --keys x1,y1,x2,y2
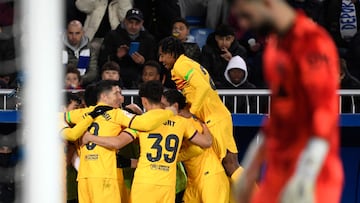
[{"x1": 147, "y1": 133, "x2": 179, "y2": 163}]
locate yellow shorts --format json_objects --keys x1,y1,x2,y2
[
  {"x1": 183, "y1": 172, "x2": 230, "y2": 203},
  {"x1": 78, "y1": 178, "x2": 120, "y2": 203},
  {"x1": 131, "y1": 183, "x2": 175, "y2": 203},
  {"x1": 117, "y1": 169, "x2": 130, "y2": 203},
  {"x1": 209, "y1": 115, "x2": 238, "y2": 160}
]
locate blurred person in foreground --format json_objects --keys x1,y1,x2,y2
[{"x1": 233, "y1": 0, "x2": 343, "y2": 202}]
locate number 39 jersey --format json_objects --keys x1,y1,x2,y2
[
  {"x1": 171, "y1": 54, "x2": 230, "y2": 123},
  {"x1": 124, "y1": 115, "x2": 197, "y2": 186}
]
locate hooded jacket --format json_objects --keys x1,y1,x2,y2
[
  {"x1": 200, "y1": 33, "x2": 247, "y2": 88},
  {"x1": 63, "y1": 34, "x2": 98, "y2": 86},
  {"x1": 222, "y1": 56, "x2": 257, "y2": 113}
]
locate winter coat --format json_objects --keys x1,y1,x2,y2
[
  {"x1": 222, "y1": 56, "x2": 257, "y2": 113},
  {"x1": 75, "y1": 0, "x2": 133, "y2": 41},
  {"x1": 98, "y1": 23, "x2": 156, "y2": 89},
  {"x1": 200, "y1": 33, "x2": 247, "y2": 88},
  {"x1": 63, "y1": 35, "x2": 98, "y2": 86}
]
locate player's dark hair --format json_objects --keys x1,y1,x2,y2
[
  {"x1": 163, "y1": 89, "x2": 186, "y2": 110},
  {"x1": 65, "y1": 92, "x2": 81, "y2": 107},
  {"x1": 84, "y1": 83, "x2": 98, "y2": 106},
  {"x1": 158, "y1": 36, "x2": 185, "y2": 59},
  {"x1": 95, "y1": 80, "x2": 119, "y2": 101},
  {"x1": 172, "y1": 17, "x2": 189, "y2": 28},
  {"x1": 143, "y1": 60, "x2": 161, "y2": 75},
  {"x1": 139, "y1": 80, "x2": 164, "y2": 104}
]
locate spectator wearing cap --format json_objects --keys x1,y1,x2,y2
[
  {"x1": 98, "y1": 8, "x2": 156, "y2": 89},
  {"x1": 200, "y1": 24, "x2": 247, "y2": 88},
  {"x1": 75, "y1": 0, "x2": 133, "y2": 55}
]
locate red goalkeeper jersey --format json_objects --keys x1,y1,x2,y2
[{"x1": 253, "y1": 11, "x2": 344, "y2": 203}]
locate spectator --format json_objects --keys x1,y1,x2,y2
[
  {"x1": 65, "y1": 65, "x2": 82, "y2": 90},
  {"x1": 75, "y1": 0, "x2": 132, "y2": 54},
  {"x1": 134, "y1": 0, "x2": 181, "y2": 41},
  {"x1": 223, "y1": 56, "x2": 256, "y2": 113},
  {"x1": 340, "y1": 58, "x2": 360, "y2": 113},
  {"x1": 142, "y1": 60, "x2": 162, "y2": 83},
  {"x1": 172, "y1": 18, "x2": 201, "y2": 62},
  {"x1": 179, "y1": 0, "x2": 226, "y2": 29},
  {"x1": 201, "y1": 24, "x2": 247, "y2": 88},
  {"x1": 347, "y1": 31, "x2": 360, "y2": 79},
  {"x1": 100, "y1": 61, "x2": 123, "y2": 88},
  {"x1": 63, "y1": 20, "x2": 98, "y2": 87},
  {"x1": 0, "y1": 26, "x2": 17, "y2": 78},
  {"x1": 324, "y1": 0, "x2": 360, "y2": 49},
  {"x1": 99, "y1": 8, "x2": 156, "y2": 89}
]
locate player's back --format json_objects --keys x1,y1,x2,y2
[
  {"x1": 172, "y1": 55, "x2": 230, "y2": 122},
  {"x1": 130, "y1": 114, "x2": 196, "y2": 186}
]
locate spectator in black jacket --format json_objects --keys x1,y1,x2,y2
[
  {"x1": 98, "y1": 8, "x2": 156, "y2": 89},
  {"x1": 340, "y1": 58, "x2": 360, "y2": 113},
  {"x1": 223, "y1": 56, "x2": 256, "y2": 113},
  {"x1": 201, "y1": 24, "x2": 247, "y2": 88}
]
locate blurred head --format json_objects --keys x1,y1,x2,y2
[
  {"x1": 124, "y1": 8, "x2": 144, "y2": 35},
  {"x1": 161, "y1": 89, "x2": 186, "y2": 112},
  {"x1": 96, "y1": 80, "x2": 124, "y2": 108},
  {"x1": 142, "y1": 60, "x2": 161, "y2": 82},
  {"x1": 172, "y1": 18, "x2": 190, "y2": 42},
  {"x1": 84, "y1": 83, "x2": 98, "y2": 107},
  {"x1": 64, "y1": 92, "x2": 81, "y2": 111},
  {"x1": 139, "y1": 80, "x2": 164, "y2": 110},
  {"x1": 158, "y1": 37, "x2": 185, "y2": 70},
  {"x1": 67, "y1": 20, "x2": 84, "y2": 47},
  {"x1": 233, "y1": 0, "x2": 277, "y2": 35},
  {"x1": 101, "y1": 61, "x2": 120, "y2": 81},
  {"x1": 65, "y1": 64, "x2": 81, "y2": 89},
  {"x1": 214, "y1": 24, "x2": 236, "y2": 50}
]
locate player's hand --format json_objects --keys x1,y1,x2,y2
[
  {"x1": 280, "y1": 175, "x2": 314, "y2": 203},
  {"x1": 220, "y1": 48, "x2": 232, "y2": 61},
  {"x1": 131, "y1": 52, "x2": 145, "y2": 64},
  {"x1": 81, "y1": 131, "x2": 93, "y2": 146},
  {"x1": 116, "y1": 154, "x2": 131, "y2": 168},
  {"x1": 117, "y1": 45, "x2": 129, "y2": 59},
  {"x1": 88, "y1": 105, "x2": 113, "y2": 118}
]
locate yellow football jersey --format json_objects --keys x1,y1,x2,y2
[
  {"x1": 179, "y1": 117, "x2": 225, "y2": 184},
  {"x1": 124, "y1": 113, "x2": 197, "y2": 186},
  {"x1": 171, "y1": 54, "x2": 230, "y2": 124}
]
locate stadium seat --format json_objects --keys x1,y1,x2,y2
[
  {"x1": 189, "y1": 28, "x2": 214, "y2": 49},
  {"x1": 185, "y1": 16, "x2": 205, "y2": 27}
]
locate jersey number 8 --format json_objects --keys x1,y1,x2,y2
[{"x1": 147, "y1": 133, "x2": 179, "y2": 163}]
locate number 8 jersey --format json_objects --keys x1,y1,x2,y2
[{"x1": 124, "y1": 115, "x2": 197, "y2": 186}]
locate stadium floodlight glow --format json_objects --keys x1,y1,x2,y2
[{"x1": 21, "y1": 0, "x2": 63, "y2": 202}]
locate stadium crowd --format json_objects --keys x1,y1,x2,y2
[{"x1": 0, "y1": 0, "x2": 359, "y2": 202}]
